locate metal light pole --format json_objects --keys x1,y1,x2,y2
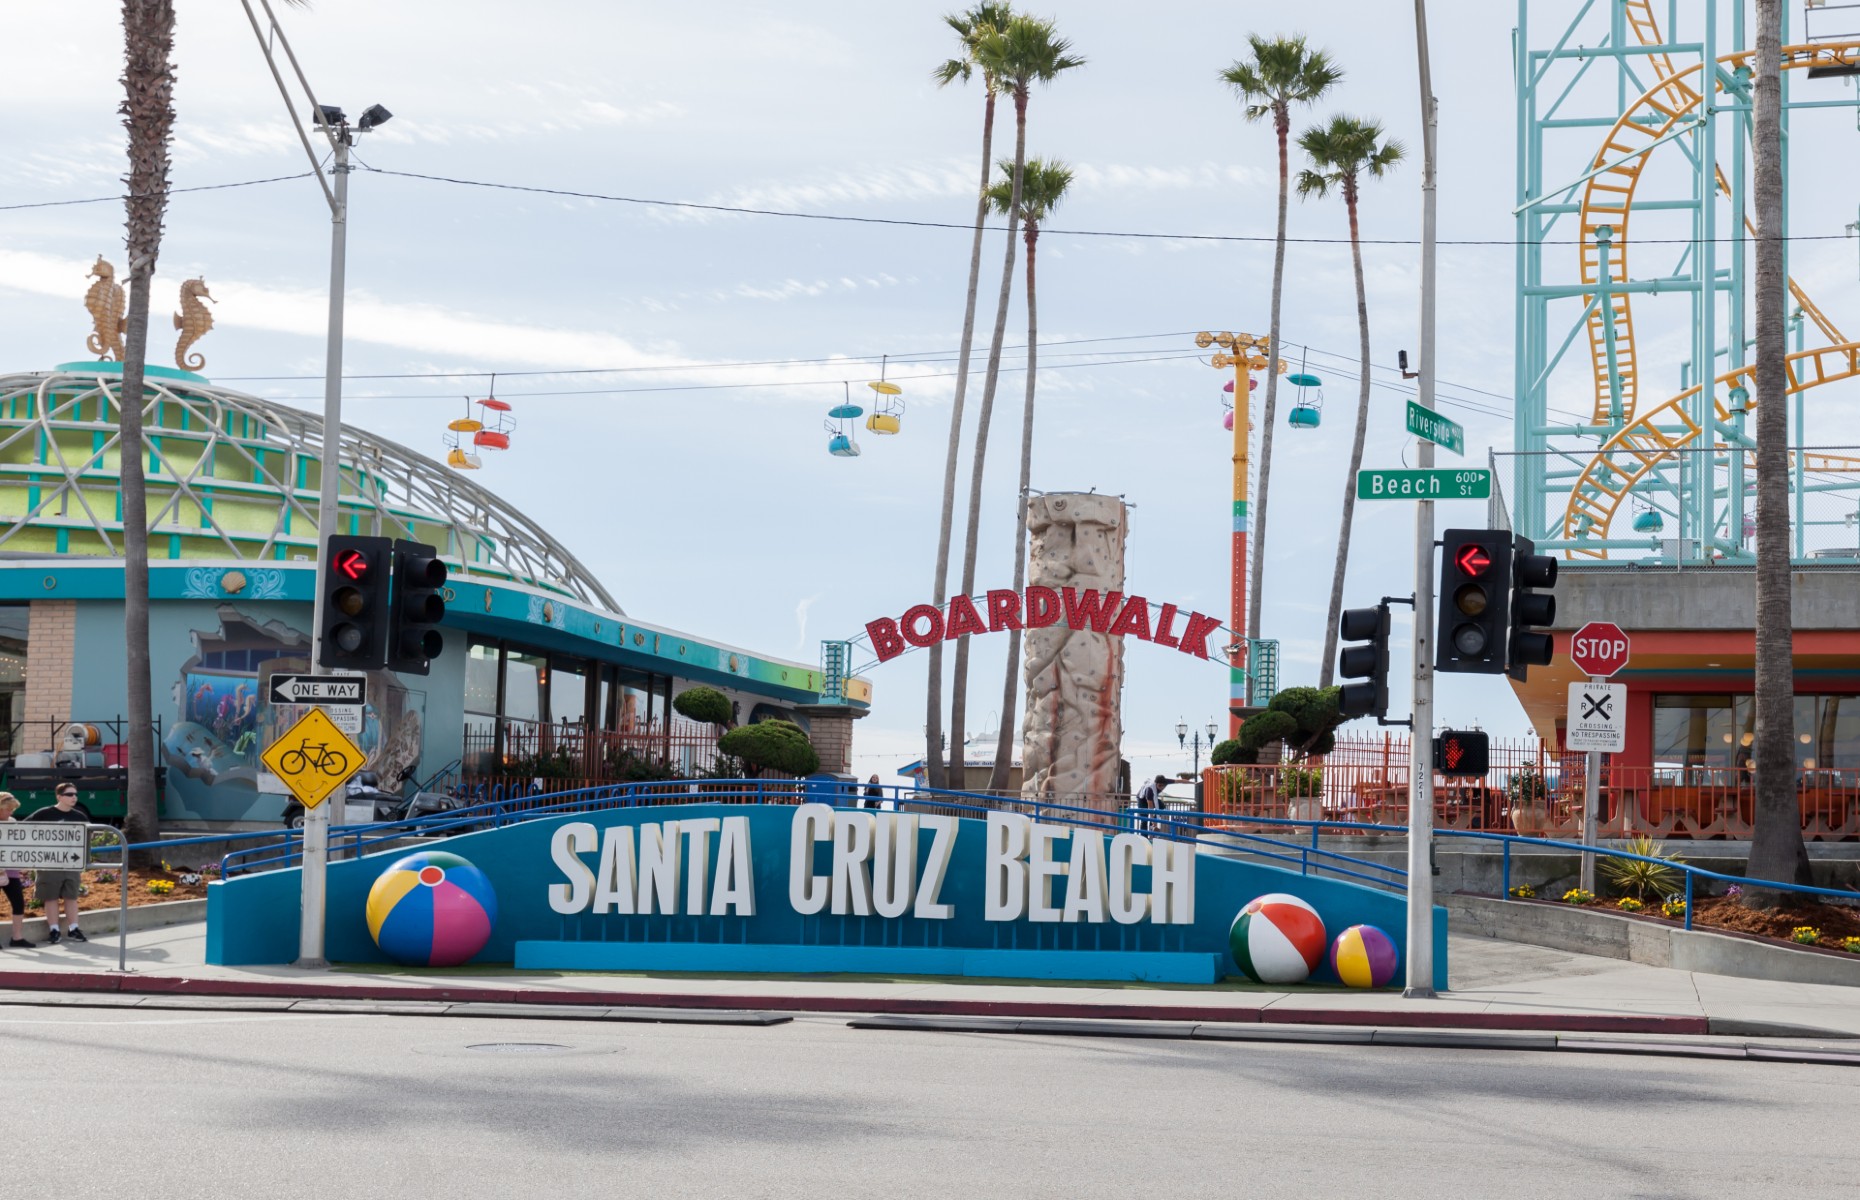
[
  {"x1": 239, "y1": 0, "x2": 390, "y2": 968},
  {"x1": 1406, "y1": 0, "x2": 1440, "y2": 1000}
]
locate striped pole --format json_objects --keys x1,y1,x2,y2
[{"x1": 1230, "y1": 351, "x2": 1249, "y2": 738}]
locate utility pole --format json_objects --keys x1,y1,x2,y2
[
  {"x1": 1406, "y1": 0, "x2": 1440, "y2": 1000},
  {"x1": 240, "y1": 0, "x2": 391, "y2": 968}
]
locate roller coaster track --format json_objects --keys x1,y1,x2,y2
[
  {"x1": 1560, "y1": 24, "x2": 1860, "y2": 557},
  {"x1": 1562, "y1": 340, "x2": 1860, "y2": 555},
  {"x1": 1576, "y1": 24, "x2": 1859, "y2": 428}
]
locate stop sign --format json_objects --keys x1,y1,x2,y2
[{"x1": 1570, "y1": 621, "x2": 1631, "y2": 678}]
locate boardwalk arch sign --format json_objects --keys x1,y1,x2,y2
[{"x1": 862, "y1": 586, "x2": 1228, "y2": 666}]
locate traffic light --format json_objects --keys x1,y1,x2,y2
[
  {"x1": 1436, "y1": 528, "x2": 1512, "y2": 675},
  {"x1": 1507, "y1": 533, "x2": 1558, "y2": 681},
  {"x1": 388, "y1": 539, "x2": 448, "y2": 676},
  {"x1": 1433, "y1": 729, "x2": 1490, "y2": 777},
  {"x1": 318, "y1": 535, "x2": 391, "y2": 670},
  {"x1": 1336, "y1": 602, "x2": 1391, "y2": 720}
]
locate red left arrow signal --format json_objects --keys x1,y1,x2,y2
[{"x1": 334, "y1": 550, "x2": 370, "y2": 581}]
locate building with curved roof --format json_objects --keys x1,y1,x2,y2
[{"x1": 0, "y1": 361, "x2": 868, "y2": 825}]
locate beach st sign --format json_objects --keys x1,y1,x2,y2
[
  {"x1": 1356, "y1": 468, "x2": 1492, "y2": 500},
  {"x1": 864, "y1": 586, "x2": 1226, "y2": 665}
]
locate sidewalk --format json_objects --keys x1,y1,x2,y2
[{"x1": 2, "y1": 921, "x2": 1857, "y2": 1041}]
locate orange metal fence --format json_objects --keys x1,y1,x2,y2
[{"x1": 1201, "y1": 736, "x2": 1860, "y2": 841}]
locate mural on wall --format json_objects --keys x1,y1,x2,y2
[{"x1": 161, "y1": 605, "x2": 426, "y2": 821}]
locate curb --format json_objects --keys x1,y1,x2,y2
[
  {"x1": 0, "y1": 968, "x2": 1717, "y2": 1035},
  {"x1": 847, "y1": 1015, "x2": 1860, "y2": 1067}
]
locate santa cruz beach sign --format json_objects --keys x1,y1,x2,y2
[{"x1": 865, "y1": 587, "x2": 1227, "y2": 663}]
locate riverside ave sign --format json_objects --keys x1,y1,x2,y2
[{"x1": 864, "y1": 586, "x2": 1224, "y2": 664}]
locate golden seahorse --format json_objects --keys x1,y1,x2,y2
[
  {"x1": 84, "y1": 256, "x2": 126, "y2": 361},
  {"x1": 173, "y1": 277, "x2": 214, "y2": 371}
]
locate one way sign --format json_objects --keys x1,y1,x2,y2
[
  {"x1": 1566, "y1": 682, "x2": 1626, "y2": 753},
  {"x1": 267, "y1": 674, "x2": 366, "y2": 706}
]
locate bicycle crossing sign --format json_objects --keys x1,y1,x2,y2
[{"x1": 260, "y1": 706, "x2": 364, "y2": 809}]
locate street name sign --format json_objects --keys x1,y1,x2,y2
[
  {"x1": 1357, "y1": 468, "x2": 1491, "y2": 500},
  {"x1": 1570, "y1": 622, "x2": 1631, "y2": 678},
  {"x1": 267, "y1": 674, "x2": 365, "y2": 705},
  {"x1": 0, "y1": 822, "x2": 89, "y2": 870},
  {"x1": 1406, "y1": 400, "x2": 1464, "y2": 455},
  {"x1": 1567, "y1": 681, "x2": 1627, "y2": 753},
  {"x1": 260, "y1": 706, "x2": 364, "y2": 810}
]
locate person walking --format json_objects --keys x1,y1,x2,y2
[
  {"x1": 26, "y1": 784, "x2": 91, "y2": 945},
  {"x1": 0, "y1": 793, "x2": 30, "y2": 947}
]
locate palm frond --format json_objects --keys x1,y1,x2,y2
[
  {"x1": 985, "y1": 155, "x2": 1073, "y2": 221},
  {"x1": 1223, "y1": 34, "x2": 1340, "y2": 118},
  {"x1": 1294, "y1": 168, "x2": 1334, "y2": 199}
]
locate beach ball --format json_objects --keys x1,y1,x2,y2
[
  {"x1": 1229, "y1": 893, "x2": 1327, "y2": 984},
  {"x1": 1329, "y1": 924, "x2": 1399, "y2": 989},
  {"x1": 365, "y1": 851, "x2": 498, "y2": 967}
]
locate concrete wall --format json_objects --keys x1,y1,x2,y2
[
  {"x1": 1445, "y1": 892, "x2": 1860, "y2": 990},
  {"x1": 1553, "y1": 564, "x2": 1860, "y2": 631}
]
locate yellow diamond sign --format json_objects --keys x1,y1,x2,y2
[{"x1": 261, "y1": 706, "x2": 364, "y2": 809}]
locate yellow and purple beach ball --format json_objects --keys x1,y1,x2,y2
[
  {"x1": 1229, "y1": 893, "x2": 1327, "y2": 984},
  {"x1": 365, "y1": 851, "x2": 498, "y2": 967},
  {"x1": 1329, "y1": 924, "x2": 1399, "y2": 988}
]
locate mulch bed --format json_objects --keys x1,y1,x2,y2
[
  {"x1": 17, "y1": 867, "x2": 212, "y2": 913},
  {"x1": 1506, "y1": 891, "x2": 1860, "y2": 954}
]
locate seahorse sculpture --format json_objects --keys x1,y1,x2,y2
[
  {"x1": 84, "y1": 256, "x2": 126, "y2": 361},
  {"x1": 173, "y1": 277, "x2": 214, "y2": 371}
]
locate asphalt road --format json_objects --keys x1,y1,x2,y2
[{"x1": 1, "y1": 1006, "x2": 1853, "y2": 1199}]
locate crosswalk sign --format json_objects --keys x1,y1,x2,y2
[{"x1": 261, "y1": 706, "x2": 364, "y2": 809}]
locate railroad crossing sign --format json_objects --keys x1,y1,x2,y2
[
  {"x1": 1570, "y1": 621, "x2": 1631, "y2": 678},
  {"x1": 1566, "y1": 681, "x2": 1627, "y2": 753},
  {"x1": 260, "y1": 706, "x2": 363, "y2": 810}
]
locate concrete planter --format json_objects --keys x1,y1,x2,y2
[
  {"x1": 12, "y1": 897, "x2": 205, "y2": 943},
  {"x1": 1446, "y1": 892, "x2": 1860, "y2": 989}
]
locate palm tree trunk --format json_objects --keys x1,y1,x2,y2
[
  {"x1": 119, "y1": 0, "x2": 175, "y2": 869},
  {"x1": 1249, "y1": 106, "x2": 1292, "y2": 644},
  {"x1": 951, "y1": 88, "x2": 1028, "y2": 790},
  {"x1": 990, "y1": 220, "x2": 1039, "y2": 792},
  {"x1": 1745, "y1": 0, "x2": 1811, "y2": 903},
  {"x1": 926, "y1": 88, "x2": 998, "y2": 791},
  {"x1": 1320, "y1": 183, "x2": 1370, "y2": 687}
]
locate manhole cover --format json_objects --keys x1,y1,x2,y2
[{"x1": 466, "y1": 1042, "x2": 571, "y2": 1055}]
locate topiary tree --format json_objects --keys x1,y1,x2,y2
[
  {"x1": 673, "y1": 686, "x2": 732, "y2": 728},
  {"x1": 1231, "y1": 685, "x2": 1348, "y2": 763},
  {"x1": 1210, "y1": 737, "x2": 1246, "y2": 766},
  {"x1": 717, "y1": 719, "x2": 820, "y2": 778}
]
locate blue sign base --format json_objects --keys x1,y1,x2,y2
[{"x1": 516, "y1": 940, "x2": 1227, "y2": 983}]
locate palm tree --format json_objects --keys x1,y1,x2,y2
[
  {"x1": 1296, "y1": 116, "x2": 1404, "y2": 687},
  {"x1": 1221, "y1": 36, "x2": 1342, "y2": 643},
  {"x1": 1745, "y1": 0, "x2": 1811, "y2": 903},
  {"x1": 117, "y1": 0, "x2": 183, "y2": 864},
  {"x1": 926, "y1": 2, "x2": 1015, "y2": 790},
  {"x1": 947, "y1": 14, "x2": 1083, "y2": 789},
  {"x1": 982, "y1": 157, "x2": 1073, "y2": 791}
]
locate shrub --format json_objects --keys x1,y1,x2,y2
[
  {"x1": 147, "y1": 879, "x2": 175, "y2": 896},
  {"x1": 1235, "y1": 686, "x2": 1346, "y2": 764},
  {"x1": 673, "y1": 687, "x2": 732, "y2": 728},
  {"x1": 1506, "y1": 769, "x2": 1547, "y2": 805},
  {"x1": 1599, "y1": 836, "x2": 1685, "y2": 900},
  {"x1": 1276, "y1": 764, "x2": 1323, "y2": 799},
  {"x1": 1615, "y1": 897, "x2": 1643, "y2": 913},
  {"x1": 718, "y1": 719, "x2": 819, "y2": 777},
  {"x1": 1508, "y1": 884, "x2": 1536, "y2": 900},
  {"x1": 505, "y1": 747, "x2": 580, "y2": 780},
  {"x1": 1842, "y1": 937, "x2": 1860, "y2": 955},
  {"x1": 1561, "y1": 888, "x2": 1595, "y2": 905},
  {"x1": 1790, "y1": 925, "x2": 1822, "y2": 946},
  {"x1": 1209, "y1": 737, "x2": 1246, "y2": 767}
]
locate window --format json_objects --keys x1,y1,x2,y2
[
  {"x1": 1653, "y1": 693, "x2": 1860, "y2": 779},
  {"x1": 0, "y1": 605, "x2": 25, "y2": 755},
  {"x1": 551, "y1": 657, "x2": 588, "y2": 727},
  {"x1": 503, "y1": 649, "x2": 547, "y2": 726}
]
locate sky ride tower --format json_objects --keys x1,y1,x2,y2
[{"x1": 1510, "y1": 0, "x2": 1860, "y2": 565}]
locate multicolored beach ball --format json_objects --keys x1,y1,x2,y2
[
  {"x1": 1229, "y1": 893, "x2": 1327, "y2": 984},
  {"x1": 1329, "y1": 924, "x2": 1400, "y2": 989},
  {"x1": 365, "y1": 851, "x2": 498, "y2": 967}
]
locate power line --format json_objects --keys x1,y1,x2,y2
[
  {"x1": 361, "y1": 166, "x2": 1860, "y2": 247},
  {"x1": 0, "y1": 173, "x2": 315, "y2": 212}
]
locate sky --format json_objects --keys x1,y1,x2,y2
[{"x1": 3, "y1": 1, "x2": 1858, "y2": 788}]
